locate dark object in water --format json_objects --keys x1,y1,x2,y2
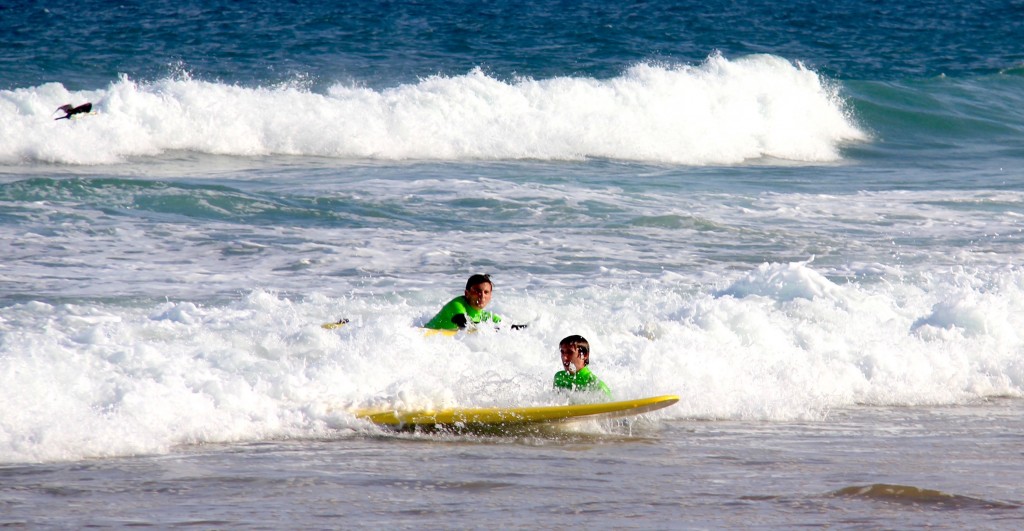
[{"x1": 54, "y1": 102, "x2": 92, "y2": 120}]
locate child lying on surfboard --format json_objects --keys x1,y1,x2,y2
[
  {"x1": 424, "y1": 273, "x2": 527, "y2": 331},
  {"x1": 554, "y1": 335, "x2": 612, "y2": 399}
]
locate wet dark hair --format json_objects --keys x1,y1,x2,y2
[
  {"x1": 465, "y1": 273, "x2": 492, "y2": 290},
  {"x1": 559, "y1": 335, "x2": 590, "y2": 365}
]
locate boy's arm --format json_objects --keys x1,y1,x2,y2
[
  {"x1": 425, "y1": 297, "x2": 470, "y2": 329},
  {"x1": 576, "y1": 367, "x2": 612, "y2": 399}
]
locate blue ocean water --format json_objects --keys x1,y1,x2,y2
[{"x1": 2, "y1": 0, "x2": 1024, "y2": 527}]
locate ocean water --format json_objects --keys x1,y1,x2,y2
[{"x1": 2, "y1": 0, "x2": 1024, "y2": 527}]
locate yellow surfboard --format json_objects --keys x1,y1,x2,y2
[
  {"x1": 321, "y1": 319, "x2": 460, "y2": 337},
  {"x1": 419, "y1": 327, "x2": 460, "y2": 337},
  {"x1": 353, "y1": 394, "x2": 679, "y2": 428}
]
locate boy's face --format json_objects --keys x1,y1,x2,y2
[
  {"x1": 560, "y1": 343, "x2": 588, "y2": 373},
  {"x1": 464, "y1": 281, "x2": 492, "y2": 310}
]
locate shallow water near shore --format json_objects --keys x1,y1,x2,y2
[{"x1": 3, "y1": 402, "x2": 1023, "y2": 528}]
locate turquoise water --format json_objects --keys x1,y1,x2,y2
[{"x1": 2, "y1": 1, "x2": 1023, "y2": 527}]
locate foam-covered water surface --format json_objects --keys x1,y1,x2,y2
[
  {"x1": 1, "y1": 56, "x2": 864, "y2": 166},
  {"x1": 3, "y1": 261, "x2": 1023, "y2": 463}
]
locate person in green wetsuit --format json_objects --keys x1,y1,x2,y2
[
  {"x1": 553, "y1": 335, "x2": 612, "y2": 399},
  {"x1": 424, "y1": 274, "x2": 503, "y2": 330}
]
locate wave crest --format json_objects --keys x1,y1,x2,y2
[{"x1": 1, "y1": 54, "x2": 866, "y2": 165}]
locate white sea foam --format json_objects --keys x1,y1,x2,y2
[
  {"x1": 0, "y1": 54, "x2": 865, "y2": 165},
  {"x1": 2, "y1": 262, "x2": 1022, "y2": 464}
]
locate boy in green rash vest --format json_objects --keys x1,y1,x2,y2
[
  {"x1": 424, "y1": 274, "x2": 503, "y2": 330},
  {"x1": 553, "y1": 335, "x2": 612, "y2": 399}
]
